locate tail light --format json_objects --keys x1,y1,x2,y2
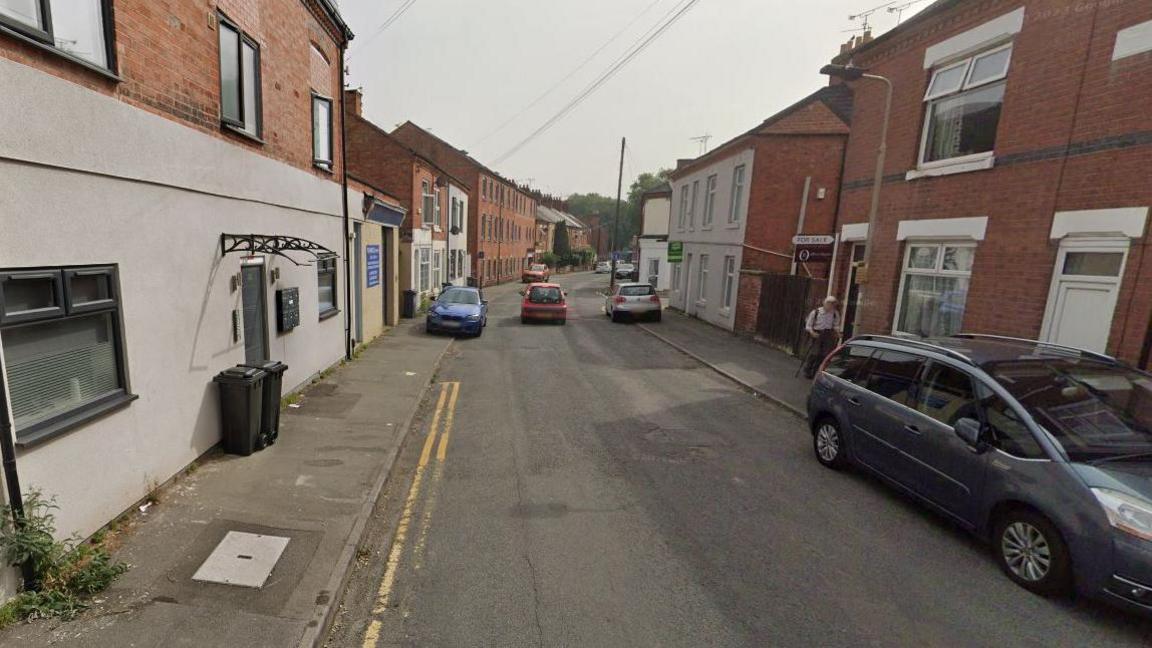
[
  {"x1": 817, "y1": 344, "x2": 845, "y2": 375},
  {"x1": 649, "y1": 295, "x2": 661, "y2": 303},
  {"x1": 613, "y1": 296, "x2": 626, "y2": 304}
]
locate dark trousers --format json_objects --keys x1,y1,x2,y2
[{"x1": 803, "y1": 330, "x2": 839, "y2": 378}]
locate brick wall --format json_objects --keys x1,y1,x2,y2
[
  {"x1": 345, "y1": 111, "x2": 416, "y2": 226},
  {"x1": 0, "y1": 0, "x2": 347, "y2": 180},
  {"x1": 734, "y1": 271, "x2": 764, "y2": 334},
  {"x1": 833, "y1": 0, "x2": 1152, "y2": 364}
]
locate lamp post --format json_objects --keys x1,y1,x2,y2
[{"x1": 820, "y1": 64, "x2": 892, "y2": 328}]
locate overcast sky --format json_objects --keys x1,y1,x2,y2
[{"x1": 340, "y1": 0, "x2": 928, "y2": 197}]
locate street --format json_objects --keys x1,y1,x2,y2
[{"x1": 326, "y1": 272, "x2": 1152, "y2": 648}]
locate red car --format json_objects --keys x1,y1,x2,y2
[
  {"x1": 520, "y1": 283, "x2": 567, "y2": 325},
  {"x1": 521, "y1": 263, "x2": 551, "y2": 283}
]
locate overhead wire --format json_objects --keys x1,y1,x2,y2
[
  {"x1": 491, "y1": 0, "x2": 705, "y2": 165},
  {"x1": 353, "y1": 0, "x2": 421, "y2": 56}
]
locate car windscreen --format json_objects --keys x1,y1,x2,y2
[
  {"x1": 987, "y1": 359, "x2": 1152, "y2": 462},
  {"x1": 528, "y1": 287, "x2": 563, "y2": 304},
  {"x1": 438, "y1": 289, "x2": 480, "y2": 305},
  {"x1": 619, "y1": 285, "x2": 653, "y2": 297}
]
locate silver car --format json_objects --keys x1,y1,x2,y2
[
  {"x1": 594, "y1": 261, "x2": 611, "y2": 274},
  {"x1": 605, "y1": 283, "x2": 661, "y2": 322}
]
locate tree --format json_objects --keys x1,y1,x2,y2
[
  {"x1": 554, "y1": 223, "x2": 571, "y2": 258},
  {"x1": 566, "y1": 169, "x2": 672, "y2": 252}
]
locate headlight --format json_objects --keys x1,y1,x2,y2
[
  {"x1": 1093, "y1": 488, "x2": 1152, "y2": 541},
  {"x1": 465, "y1": 315, "x2": 481, "y2": 321}
]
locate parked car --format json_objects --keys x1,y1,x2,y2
[
  {"x1": 614, "y1": 262, "x2": 635, "y2": 280},
  {"x1": 425, "y1": 287, "x2": 487, "y2": 337},
  {"x1": 605, "y1": 283, "x2": 660, "y2": 322},
  {"x1": 522, "y1": 263, "x2": 551, "y2": 283},
  {"x1": 520, "y1": 283, "x2": 567, "y2": 325},
  {"x1": 808, "y1": 333, "x2": 1152, "y2": 615},
  {"x1": 594, "y1": 261, "x2": 612, "y2": 274}
]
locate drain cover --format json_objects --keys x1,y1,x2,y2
[{"x1": 192, "y1": 531, "x2": 290, "y2": 589}]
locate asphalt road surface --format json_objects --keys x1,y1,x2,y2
[{"x1": 326, "y1": 272, "x2": 1152, "y2": 648}]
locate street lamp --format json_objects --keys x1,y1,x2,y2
[{"x1": 820, "y1": 64, "x2": 892, "y2": 327}]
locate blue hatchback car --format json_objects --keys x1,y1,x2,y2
[
  {"x1": 425, "y1": 287, "x2": 487, "y2": 337},
  {"x1": 808, "y1": 334, "x2": 1152, "y2": 616}
]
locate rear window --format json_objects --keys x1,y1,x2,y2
[
  {"x1": 619, "y1": 285, "x2": 653, "y2": 297},
  {"x1": 824, "y1": 345, "x2": 873, "y2": 383},
  {"x1": 528, "y1": 286, "x2": 563, "y2": 304},
  {"x1": 861, "y1": 350, "x2": 923, "y2": 407}
]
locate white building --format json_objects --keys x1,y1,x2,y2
[
  {"x1": 667, "y1": 149, "x2": 754, "y2": 331},
  {"x1": 447, "y1": 183, "x2": 471, "y2": 287},
  {"x1": 637, "y1": 184, "x2": 672, "y2": 291}
]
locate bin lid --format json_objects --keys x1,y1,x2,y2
[
  {"x1": 214, "y1": 366, "x2": 266, "y2": 383},
  {"x1": 241, "y1": 361, "x2": 288, "y2": 373}
]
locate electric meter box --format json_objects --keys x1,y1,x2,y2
[{"x1": 276, "y1": 288, "x2": 300, "y2": 332}]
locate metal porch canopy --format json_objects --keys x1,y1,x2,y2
[{"x1": 219, "y1": 234, "x2": 339, "y2": 266}]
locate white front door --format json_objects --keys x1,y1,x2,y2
[{"x1": 1041, "y1": 239, "x2": 1129, "y2": 353}]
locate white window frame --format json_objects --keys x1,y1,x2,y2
[
  {"x1": 311, "y1": 93, "x2": 333, "y2": 170},
  {"x1": 433, "y1": 249, "x2": 443, "y2": 288},
  {"x1": 433, "y1": 187, "x2": 442, "y2": 229},
  {"x1": 671, "y1": 262, "x2": 682, "y2": 293},
  {"x1": 418, "y1": 247, "x2": 431, "y2": 293},
  {"x1": 721, "y1": 255, "x2": 736, "y2": 312},
  {"x1": 728, "y1": 165, "x2": 746, "y2": 224},
  {"x1": 421, "y1": 181, "x2": 434, "y2": 227},
  {"x1": 702, "y1": 174, "x2": 717, "y2": 229},
  {"x1": 688, "y1": 181, "x2": 699, "y2": 230},
  {"x1": 678, "y1": 186, "x2": 688, "y2": 231},
  {"x1": 892, "y1": 240, "x2": 977, "y2": 337},
  {"x1": 913, "y1": 42, "x2": 1013, "y2": 176},
  {"x1": 697, "y1": 254, "x2": 709, "y2": 304}
]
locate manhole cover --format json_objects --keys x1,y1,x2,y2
[{"x1": 192, "y1": 531, "x2": 290, "y2": 589}]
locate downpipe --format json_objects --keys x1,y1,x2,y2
[{"x1": 0, "y1": 362, "x2": 36, "y2": 590}]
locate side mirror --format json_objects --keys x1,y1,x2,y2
[
  {"x1": 953, "y1": 417, "x2": 985, "y2": 451},
  {"x1": 481, "y1": 300, "x2": 489, "y2": 306}
]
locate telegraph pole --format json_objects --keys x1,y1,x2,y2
[{"x1": 609, "y1": 137, "x2": 625, "y2": 291}]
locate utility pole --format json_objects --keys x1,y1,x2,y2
[{"x1": 609, "y1": 137, "x2": 626, "y2": 291}]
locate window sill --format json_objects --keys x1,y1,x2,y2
[
  {"x1": 905, "y1": 153, "x2": 995, "y2": 180},
  {"x1": 319, "y1": 307, "x2": 340, "y2": 321},
  {"x1": 222, "y1": 123, "x2": 266, "y2": 145},
  {"x1": 313, "y1": 161, "x2": 334, "y2": 174},
  {"x1": 16, "y1": 392, "x2": 138, "y2": 449},
  {"x1": 0, "y1": 23, "x2": 121, "y2": 82}
]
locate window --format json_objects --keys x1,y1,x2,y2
[
  {"x1": 0, "y1": 0, "x2": 114, "y2": 70},
  {"x1": 434, "y1": 187, "x2": 442, "y2": 228},
  {"x1": 920, "y1": 44, "x2": 1011, "y2": 165},
  {"x1": 980, "y1": 388, "x2": 1044, "y2": 459},
  {"x1": 688, "y1": 181, "x2": 699, "y2": 229},
  {"x1": 915, "y1": 362, "x2": 978, "y2": 426},
  {"x1": 862, "y1": 350, "x2": 923, "y2": 407},
  {"x1": 824, "y1": 345, "x2": 874, "y2": 384},
  {"x1": 721, "y1": 255, "x2": 736, "y2": 310},
  {"x1": 312, "y1": 94, "x2": 333, "y2": 170},
  {"x1": 451, "y1": 198, "x2": 462, "y2": 231},
  {"x1": 729, "y1": 165, "x2": 746, "y2": 223},
  {"x1": 218, "y1": 16, "x2": 261, "y2": 137},
  {"x1": 703, "y1": 175, "x2": 718, "y2": 228},
  {"x1": 417, "y1": 248, "x2": 431, "y2": 292},
  {"x1": 433, "y1": 250, "x2": 443, "y2": 288},
  {"x1": 697, "y1": 254, "x2": 709, "y2": 302},
  {"x1": 317, "y1": 256, "x2": 338, "y2": 318},
  {"x1": 0, "y1": 266, "x2": 132, "y2": 443},
  {"x1": 895, "y1": 242, "x2": 975, "y2": 337},
  {"x1": 671, "y1": 262, "x2": 682, "y2": 291},
  {"x1": 421, "y1": 181, "x2": 434, "y2": 227}
]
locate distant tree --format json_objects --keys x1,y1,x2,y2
[
  {"x1": 554, "y1": 223, "x2": 571, "y2": 258},
  {"x1": 566, "y1": 169, "x2": 671, "y2": 251}
]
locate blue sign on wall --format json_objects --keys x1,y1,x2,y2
[{"x1": 366, "y1": 244, "x2": 381, "y2": 288}]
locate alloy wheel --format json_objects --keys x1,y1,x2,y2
[
  {"x1": 1002, "y1": 522, "x2": 1052, "y2": 582},
  {"x1": 816, "y1": 424, "x2": 840, "y2": 462}
]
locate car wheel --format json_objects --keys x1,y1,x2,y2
[
  {"x1": 994, "y1": 510, "x2": 1072, "y2": 597},
  {"x1": 813, "y1": 418, "x2": 848, "y2": 469},
  {"x1": 473, "y1": 325, "x2": 484, "y2": 338},
  {"x1": 559, "y1": 318, "x2": 567, "y2": 325}
]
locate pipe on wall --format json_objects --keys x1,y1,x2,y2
[{"x1": 0, "y1": 360, "x2": 35, "y2": 590}]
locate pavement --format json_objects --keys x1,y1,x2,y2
[
  {"x1": 324, "y1": 272, "x2": 1152, "y2": 648},
  {"x1": 0, "y1": 318, "x2": 453, "y2": 648}
]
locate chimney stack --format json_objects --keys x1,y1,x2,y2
[{"x1": 344, "y1": 88, "x2": 363, "y2": 117}]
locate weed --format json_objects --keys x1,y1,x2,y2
[{"x1": 0, "y1": 490, "x2": 129, "y2": 627}]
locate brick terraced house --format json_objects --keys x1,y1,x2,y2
[{"x1": 828, "y1": 0, "x2": 1152, "y2": 361}]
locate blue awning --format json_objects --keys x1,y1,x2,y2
[{"x1": 366, "y1": 201, "x2": 405, "y2": 228}]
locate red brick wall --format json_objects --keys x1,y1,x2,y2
[
  {"x1": 833, "y1": 0, "x2": 1152, "y2": 364},
  {"x1": 345, "y1": 113, "x2": 416, "y2": 224},
  {"x1": 734, "y1": 271, "x2": 764, "y2": 334},
  {"x1": 0, "y1": 0, "x2": 346, "y2": 180}
]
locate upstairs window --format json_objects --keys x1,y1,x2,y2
[
  {"x1": 0, "y1": 0, "x2": 114, "y2": 70},
  {"x1": 312, "y1": 94, "x2": 333, "y2": 170},
  {"x1": 921, "y1": 44, "x2": 1012, "y2": 165},
  {"x1": 729, "y1": 165, "x2": 746, "y2": 224},
  {"x1": 434, "y1": 187, "x2": 442, "y2": 228},
  {"x1": 688, "y1": 180, "x2": 699, "y2": 229},
  {"x1": 421, "y1": 181, "x2": 434, "y2": 227},
  {"x1": 218, "y1": 15, "x2": 262, "y2": 137},
  {"x1": 703, "y1": 174, "x2": 717, "y2": 228}
]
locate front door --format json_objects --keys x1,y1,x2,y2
[
  {"x1": 1041, "y1": 240, "x2": 1128, "y2": 353},
  {"x1": 843, "y1": 244, "x2": 866, "y2": 338},
  {"x1": 241, "y1": 263, "x2": 269, "y2": 363}
]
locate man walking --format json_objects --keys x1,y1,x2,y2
[{"x1": 802, "y1": 296, "x2": 841, "y2": 379}]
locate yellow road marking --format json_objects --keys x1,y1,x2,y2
[
  {"x1": 361, "y1": 620, "x2": 382, "y2": 648},
  {"x1": 436, "y1": 382, "x2": 460, "y2": 461},
  {"x1": 418, "y1": 383, "x2": 450, "y2": 468}
]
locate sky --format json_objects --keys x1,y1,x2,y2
[{"x1": 340, "y1": 0, "x2": 929, "y2": 197}]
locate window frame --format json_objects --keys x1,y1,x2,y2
[
  {"x1": 729, "y1": 165, "x2": 746, "y2": 224},
  {"x1": 317, "y1": 256, "x2": 339, "y2": 319},
  {"x1": 0, "y1": 264, "x2": 134, "y2": 447},
  {"x1": 311, "y1": 92, "x2": 334, "y2": 171},
  {"x1": 421, "y1": 181, "x2": 434, "y2": 228},
  {"x1": 703, "y1": 174, "x2": 717, "y2": 229},
  {"x1": 688, "y1": 180, "x2": 699, "y2": 230},
  {"x1": 892, "y1": 240, "x2": 977, "y2": 337},
  {"x1": 217, "y1": 13, "x2": 263, "y2": 139},
  {"x1": 721, "y1": 255, "x2": 736, "y2": 311},
  {"x1": 0, "y1": 0, "x2": 119, "y2": 76},
  {"x1": 697, "y1": 254, "x2": 709, "y2": 303},
  {"x1": 916, "y1": 42, "x2": 1013, "y2": 169}
]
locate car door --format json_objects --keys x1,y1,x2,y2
[
  {"x1": 853, "y1": 349, "x2": 927, "y2": 488},
  {"x1": 901, "y1": 361, "x2": 989, "y2": 525}
]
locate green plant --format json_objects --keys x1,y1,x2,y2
[
  {"x1": 539, "y1": 252, "x2": 559, "y2": 269},
  {"x1": 0, "y1": 490, "x2": 129, "y2": 626}
]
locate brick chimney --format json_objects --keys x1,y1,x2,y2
[
  {"x1": 675, "y1": 158, "x2": 694, "y2": 171},
  {"x1": 344, "y1": 88, "x2": 363, "y2": 117}
]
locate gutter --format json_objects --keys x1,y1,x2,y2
[
  {"x1": 339, "y1": 45, "x2": 352, "y2": 361},
  {"x1": 0, "y1": 363, "x2": 35, "y2": 590}
]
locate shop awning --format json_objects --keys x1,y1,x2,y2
[
  {"x1": 366, "y1": 200, "x2": 405, "y2": 228},
  {"x1": 219, "y1": 234, "x2": 338, "y2": 266}
]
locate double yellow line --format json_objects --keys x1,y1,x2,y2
[{"x1": 363, "y1": 381, "x2": 460, "y2": 648}]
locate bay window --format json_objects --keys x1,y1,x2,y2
[
  {"x1": 920, "y1": 44, "x2": 1011, "y2": 166},
  {"x1": 1, "y1": 0, "x2": 114, "y2": 70},
  {"x1": 895, "y1": 242, "x2": 976, "y2": 337},
  {"x1": 218, "y1": 15, "x2": 262, "y2": 137},
  {"x1": 0, "y1": 266, "x2": 132, "y2": 445}
]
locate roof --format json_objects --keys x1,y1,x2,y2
[
  {"x1": 348, "y1": 114, "x2": 471, "y2": 191},
  {"x1": 393, "y1": 121, "x2": 526, "y2": 189},
  {"x1": 834, "y1": 0, "x2": 958, "y2": 63},
  {"x1": 671, "y1": 84, "x2": 854, "y2": 179},
  {"x1": 537, "y1": 205, "x2": 585, "y2": 228},
  {"x1": 642, "y1": 182, "x2": 672, "y2": 199},
  {"x1": 848, "y1": 334, "x2": 1117, "y2": 368},
  {"x1": 314, "y1": 0, "x2": 354, "y2": 41}
]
